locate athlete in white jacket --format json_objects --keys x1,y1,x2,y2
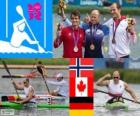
[
  {"x1": 47, "y1": 73, "x2": 68, "y2": 97},
  {"x1": 104, "y1": 3, "x2": 137, "y2": 58}
]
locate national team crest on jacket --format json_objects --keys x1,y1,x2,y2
[{"x1": 69, "y1": 58, "x2": 94, "y2": 109}]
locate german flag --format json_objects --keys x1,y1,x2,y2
[
  {"x1": 70, "y1": 110, "x2": 94, "y2": 116},
  {"x1": 69, "y1": 58, "x2": 94, "y2": 116}
]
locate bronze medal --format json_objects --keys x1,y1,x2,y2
[
  {"x1": 74, "y1": 46, "x2": 78, "y2": 52},
  {"x1": 90, "y1": 44, "x2": 95, "y2": 50}
]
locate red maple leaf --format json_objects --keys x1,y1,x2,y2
[{"x1": 77, "y1": 80, "x2": 86, "y2": 92}]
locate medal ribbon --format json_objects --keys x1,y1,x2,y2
[
  {"x1": 112, "y1": 20, "x2": 121, "y2": 44},
  {"x1": 90, "y1": 24, "x2": 100, "y2": 44},
  {"x1": 72, "y1": 27, "x2": 80, "y2": 48}
]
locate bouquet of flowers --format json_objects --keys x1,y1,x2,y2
[{"x1": 58, "y1": 0, "x2": 67, "y2": 16}]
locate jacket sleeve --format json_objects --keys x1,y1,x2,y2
[
  {"x1": 127, "y1": 31, "x2": 137, "y2": 44},
  {"x1": 47, "y1": 80, "x2": 65, "y2": 86},
  {"x1": 63, "y1": 18, "x2": 72, "y2": 26}
]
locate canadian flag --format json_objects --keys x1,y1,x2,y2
[{"x1": 76, "y1": 77, "x2": 87, "y2": 97}]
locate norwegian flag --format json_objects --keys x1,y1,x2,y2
[{"x1": 69, "y1": 58, "x2": 94, "y2": 109}]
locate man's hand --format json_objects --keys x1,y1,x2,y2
[
  {"x1": 126, "y1": 18, "x2": 136, "y2": 34},
  {"x1": 104, "y1": 73, "x2": 111, "y2": 79},
  {"x1": 15, "y1": 101, "x2": 23, "y2": 104},
  {"x1": 56, "y1": 30, "x2": 61, "y2": 38},
  {"x1": 95, "y1": 73, "x2": 111, "y2": 86},
  {"x1": 133, "y1": 98, "x2": 139, "y2": 103}
]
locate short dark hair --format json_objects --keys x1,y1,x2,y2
[
  {"x1": 70, "y1": 9, "x2": 80, "y2": 19},
  {"x1": 111, "y1": 2, "x2": 121, "y2": 9}
]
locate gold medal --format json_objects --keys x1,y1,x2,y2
[
  {"x1": 90, "y1": 44, "x2": 95, "y2": 50},
  {"x1": 74, "y1": 46, "x2": 78, "y2": 52}
]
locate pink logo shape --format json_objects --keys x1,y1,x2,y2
[{"x1": 28, "y1": 2, "x2": 42, "y2": 20}]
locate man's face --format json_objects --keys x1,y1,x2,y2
[
  {"x1": 110, "y1": 4, "x2": 120, "y2": 19},
  {"x1": 113, "y1": 71, "x2": 120, "y2": 84},
  {"x1": 71, "y1": 14, "x2": 80, "y2": 28},
  {"x1": 83, "y1": 15, "x2": 90, "y2": 24},
  {"x1": 90, "y1": 12, "x2": 99, "y2": 24},
  {"x1": 23, "y1": 80, "x2": 29, "y2": 87}
]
